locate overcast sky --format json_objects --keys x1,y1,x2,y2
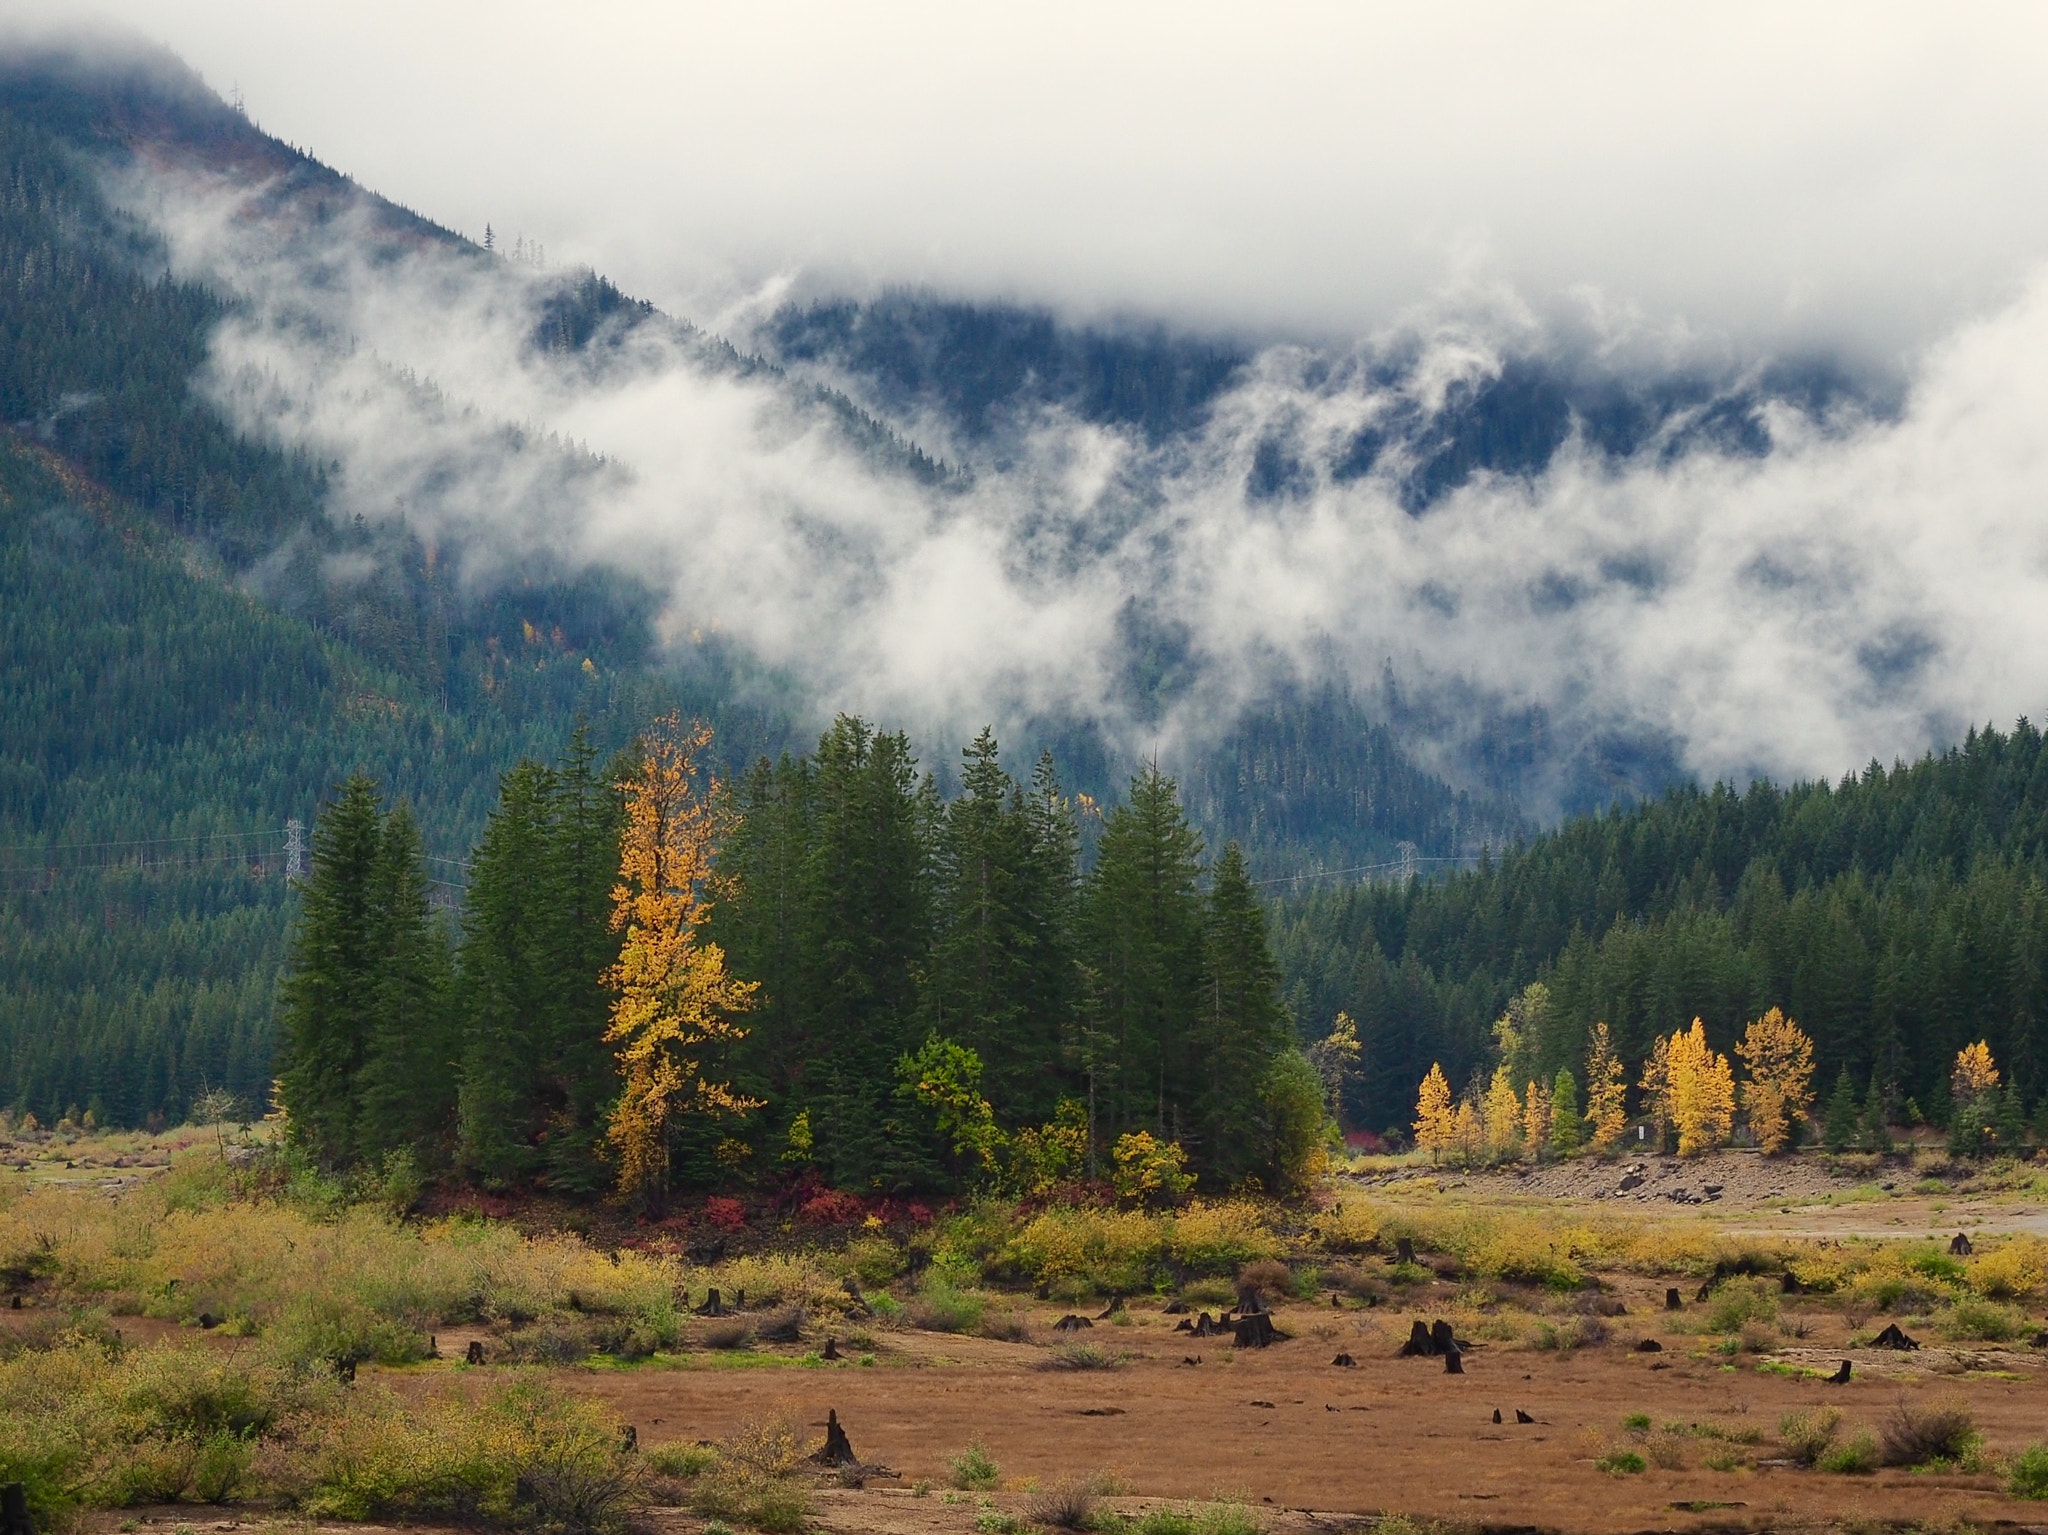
[{"x1": 34, "y1": 0, "x2": 2048, "y2": 358}]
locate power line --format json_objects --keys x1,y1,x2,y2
[{"x1": 1252, "y1": 853, "x2": 1483, "y2": 889}]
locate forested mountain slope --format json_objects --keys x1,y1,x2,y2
[
  {"x1": 1275, "y1": 724, "x2": 2048, "y2": 1139},
  {"x1": 0, "y1": 37, "x2": 1511, "y2": 1127}
]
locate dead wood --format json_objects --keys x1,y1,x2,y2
[{"x1": 1870, "y1": 1323, "x2": 1920, "y2": 1350}]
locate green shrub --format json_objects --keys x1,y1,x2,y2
[
  {"x1": 1037, "y1": 1343, "x2": 1121, "y2": 1371},
  {"x1": 648, "y1": 1441, "x2": 720, "y2": 1478},
  {"x1": 1704, "y1": 1277, "x2": 1777, "y2": 1334},
  {"x1": 1596, "y1": 1450, "x2": 1646, "y2": 1475},
  {"x1": 1880, "y1": 1396, "x2": 1979, "y2": 1467},
  {"x1": 1818, "y1": 1432, "x2": 1878, "y2": 1474},
  {"x1": 948, "y1": 1441, "x2": 1001, "y2": 1490},
  {"x1": 1779, "y1": 1406, "x2": 1840, "y2": 1466},
  {"x1": 2008, "y1": 1443, "x2": 2048, "y2": 1498},
  {"x1": 1620, "y1": 1413, "x2": 1651, "y2": 1433},
  {"x1": 1942, "y1": 1297, "x2": 2022, "y2": 1342},
  {"x1": 909, "y1": 1279, "x2": 985, "y2": 1334}
]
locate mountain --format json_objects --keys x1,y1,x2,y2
[{"x1": 0, "y1": 35, "x2": 1518, "y2": 1127}]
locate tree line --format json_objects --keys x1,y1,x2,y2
[
  {"x1": 1275, "y1": 718, "x2": 2048, "y2": 1144},
  {"x1": 277, "y1": 715, "x2": 1325, "y2": 1201}
]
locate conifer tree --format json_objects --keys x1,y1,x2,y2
[
  {"x1": 277, "y1": 774, "x2": 384, "y2": 1166},
  {"x1": 1193, "y1": 841, "x2": 1296, "y2": 1184},
  {"x1": 355, "y1": 802, "x2": 453, "y2": 1162},
  {"x1": 1413, "y1": 1062, "x2": 1454, "y2": 1159},
  {"x1": 1860, "y1": 1072, "x2": 1893, "y2": 1152},
  {"x1": 1080, "y1": 763, "x2": 1205, "y2": 1152},
  {"x1": 1667, "y1": 1019, "x2": 1734, "y2": 1156},
  {"x1": 1822, "y1": 1065, "x2": 1859, "y2": 1151},
  {"x1": 1550, "y1": 1066, "x2": 1582, "y2": 1152},
  {"x1": 1583, "y1": 1021, "x2": 1627, "y2": 1151}
]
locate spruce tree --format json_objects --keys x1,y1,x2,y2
[
  {"x1": 1080, "y1": 764, "x2": 1205, "y2": 1152},
  {"x1": 1861, "y1": 1072, "x2": 1893, "y2": 1152},
  {"x1": 1550, "y1": 1066, "x2": 1582, "y2": 1152},
  {"x1": 1194, "y1": 841, "x2": 1295, "y2": 1183},
  {"x1": 355, "y1": 802, "x2": 454, "y2": 1163},
  {"x1": 1821, "y1": 1065, "x2": 1859, "y2": 1152},
  {"x1": 277, "y1": 775, "x2": 384, "y2": 1166}
]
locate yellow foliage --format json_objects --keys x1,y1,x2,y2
[
  {"x1": 1953, "y1": 1040, "x2": 2000, "y2": 1100},
  {"x1": 1969, "y1": 1237, "x2": 2047, "y2": 1300},
  {"x1": 1315, "y1": 1194, "x2": 1382, "y2": 1253},
  {"x1": 1166, "y1": 1200, "x2": 1285, "y2": 1271},
  {"x1": 1637, "y1": 1033, "x2": 1672, "y2": 1142},
  {"x1": 1450, "y1": 1100, "x2": 1486, "y2": 1166},
  {"x1": 1583, "y1": 1021, "x2": 1628, "y2": 1151},
  {"x1": 1522, "y1": 1078, "x2": 1551, "y2": 1162},
  {"x1": 1413, "y1": 1063, "x2": 1455, "y2": 1160},
  {"x1": 1002, "y1": 1206, "x2": 1167, "y2": 1291},
  {"x1": 604, "y1": 714, "x2": 759, "y2": 1204},
  {"x1": 1735, "y1": 1007, "x2": 1815, "y2": 1154},
  {"x1": 1482, "y1": 1067, "x2": 1523, "y2": 1160},
  {"x1": 1666, "y1": 1019, "x2": 1735, "y2": 1156}
]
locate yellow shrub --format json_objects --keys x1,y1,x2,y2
[
  {"x1": 1002, "y1": 1207, "x2": 1166, "y2": 1291},
  {"x1": 1167, "y1": 1201, "x2": 1283, "y2": 1273},
  {"x1": 1313, "y1": 1196, "x2": 1381, "y2": 1253},
  {"x1": 1969, "y1": 1237, "x2": 2047, "y2": 1300}
]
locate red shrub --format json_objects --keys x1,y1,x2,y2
[
  {"x1": 800, "y1": 1189, "x2": 868, "y2": 1226},
  {"x1": 702, "y1": 1195, "x2": 748, "y2": 1230}
]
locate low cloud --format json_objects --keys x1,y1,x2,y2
[{"x1": 120, "y1": 154, "x2": 2048, "y2": 808}]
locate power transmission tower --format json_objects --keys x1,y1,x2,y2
[{"x1": 284, "y1": 818, "x2": 305, "y2": 884}]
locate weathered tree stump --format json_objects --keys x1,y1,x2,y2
[
  {"x1": 429, "y1": 1335, "x2": 438, "y2": 1358},
  {"x1": 621, "y1": 1424, "x2": 638, "y2": 1452},
  {"x1": 3, "y1": 1480, "x2": 35, "y2": 1535},
  {"x1": 1398, "y1": 1320, "x2": 1435, "y2": 1356},
  {"x1": 1781, "y1": 1272, "x2": 1803, "y2": 1293},
  {"x1": 814, "y1": 1409, "x2": 858, "y2": 1467},
  {"x1": 1694, "y1": 1281, "x2": 1713, "y2": 1302},
  {"x1": 198, "y1": 1312, "x2": 218, "y2": 1330},
  {"x1": 1826, "y1": 1360, "x2": 1852, "y2": 1384},
  {"x1": 843, "y1": 1278, "x2": 874, "y2": 1317},
  {"x1": 2031, "y1": 1329, "x2": 2048, "y2": 1349},
  {"x1": 1665, "y1": 1287, "x2": 1682, "y2": 1311},
  {"x1": 1332, "y1": 1352, "x2": 1355, "y2": 1367},
  {"x1": 1442, "y1": 1347, "x2": 1463, "y2": 1374},
  {"x1": 1236, "y1": 1286, "x2": 1268, "y2": 1316},
  {"x1": 333, "y1": 1356, "x2": 356, "y2": 1383},
  {"x1": 1163, "y1": 1299, "x2": 1190, "y2": 1314},
  {"x1": 1095, "y1": 1295, "x2": 1127, "y2": 1320},
  {"x1": 696, "y1": 1288, "x2": 728, "y2": 1317},
  {"x1": 7, "y1": 1295, "x2": 18, "y2": 1310},
  {"x1": 465, "y1": 1340, "x2": 486, "y2": 1365},
  {"x1": 1331, "y1": 1293, "x2": 1342, "y2": 1308},
  {"x1": 1492, "y1": 1409, "x2": 1502, "y2": 1423},
  {"x1": 1192, "y1": 1312, "x2": 1225, "y2": 1337},
  {"x1": 1394, "y1": 1237, "x2": 1417, "y2": 1265},
  {"x1": 1429, "y1": 1319, "x2": 1458, "y2": 1355},
  {"x1": 822, "y1": 1337, "x2": 842, "y2": 1360},
  {"x1": 1871, "y1": 1323, "x2": 1920, "y2": 1350},
  {"x1": 1634, "y1": 1338, "x2": 1662, "y2": 1352},
  {"x1": 1950, "y1": 1232, "x2": 1973, "y2": 1256},
  {"x1": 1516, "y1": 1409, "x2": 1534, "y2": 1423},
  {"x1": 1054, "y1": 1314, "x2": 1094, "y2": 1332},
  {"x1": 1172, "y1": 1318, "x2": 1194, "y2": 1333},
  {"x1": 1233, "y1": 1312, "x2": 1282, "y2": 1348},
  {"x1": 1181, "y1": 1355, "x2": 1201, "y2": 1366},
  {"x1": 735, "y1": 1288, "x2": 747, "y2": 1309}
]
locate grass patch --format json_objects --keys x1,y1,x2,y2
[
  {"x1": 1880, "y1": 1396, "x2": 1980, "y2": 1468},
  {"x1": 1596, "y1": 1449, "x2": 1647, "y2": 1475},
  {"x1": 2008, "y1": 1443, "x2": 2048, "y2": 1498},
  {"x1": 1037, "y1": 1342, "x2": 1122, "y2": 1371}
]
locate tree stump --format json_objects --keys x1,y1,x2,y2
[
  {"x1": 1694, "y1": 1281, "x2": 1713, "y2": 1302},
  {"x1": 1492, "y1": 1409, "x2": 1502, "y2": 1423},
  {"x1": 1192, "y1": 1312, "x2": 1225, "y2": 1337},
  {"x1": 1332, "y1": 1352, "x2": 1355, "y2": 1367},
  {"x1": 7, "y1": 1295, "x2": 18, "y2": 1309},
  {"x1": 1442, "y1": 1347, "x2": 1463, "y2": 1374},
  {"x1": 1634, "y1": 1339, "x2": 1662, "y2": 1352},
  {"x1": 621, "y1": 1425, "x2": 638, "y2": 1452},
  {"x1": 1871, "y1": 1323, "x2": 1920, "y2": 1350},
  {"x1": 1054, "y1": 1314, "x2": 1094, "y2": 1332},
  {"x1": 1950, "y1": 1232, "x2": 1973, "y2": 1256},
  {"x1": 1095, "y1": 1295, "x2": 1127, "y2": 1320},
  {"x1": 823, "y1": 1337, "x2": 842, "y2": 1360},
  {"x1": 1516, "y1": 1409, "x2": 1534, "y2": 1423},
  {"x1": 1781, "y1": 1272, "x2": 1803, "y2": 1293},
  {"x1": 1429, "y1": 1319, "x2": 1458, "y2": 1355},
  {"x1": 1173, "y1": 1318, "x2": 1195, "y2": 1333},
  {"x1": 1394, "y1": 1237, "x2": 1417, "y2": 1265},
  {"x1": 1665, "y1": 1287, "x2": 1682, "y2": 1311},
  {"x1": 198, "y1": 1312, "x2": 218, "y2": 1330},
  {"x1": 2, "y1": 1481, "x2": 34, "y2": 1535},
  {"x1": 2030, "y1": 1330, "x2": 2048, "y2": 1349},
  {"x1": 1233, "y1": 1312, "x2": 1282, "y2": 1348},
  {"x1": 1236, "y1": 1286, "x2": 1267, "y2": 1316},
  {"x1": 696, "y1": 1288, "x2": 727, "y2": 1317},
  {"x1": 333, "y1": 1356, "x2": 356, "y2": 1383},
  {"x1": 814, "y1": 1409, "x2": 857, "y2": 1467},
  {"x1": 429, "y1": 1335, "x2": 438, "y2": 1358},
  {"x1": 1826, "y1": 1360, "x2": 1851, "y2": 1384},
  {"x1": 466, "y1": 1340, "x2": 486, "y2": 1365},
  {"x1": 1398, "y1": 1320, "x2": 1435, "y2": 1356}
]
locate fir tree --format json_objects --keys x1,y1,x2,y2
[
  {"x1": 277, "y1": 775, "x2": 384, "y2": 1166},
  {"x1": 1550, "y1": 1066, "x2": 1582, "y2": 1152},
  {"x1": 1821, "y1": 1065, "x2": 1859, "y2": 1152},
  {"x1": 355, "y1": 802, "x2": 454, "y2": 1163},
  {"x1": 1193, "y1": 841, "x2": 1296, "y2": 1185}
]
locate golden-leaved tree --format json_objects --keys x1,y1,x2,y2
[
  {"x1": 1584, "y1": 1021, "x2": 1628, "y2": 1151},
  {"x1": 1667, "y1": 1019, "x2": 1735, "y2": 1156},
  {"x1": 1413, "y1": 1063, "x2": 1455, "y2": 1160},
  {"x1": 1637, "y1": 1032, "x2": 1673, "y2": 1150},
  {"x1": 1522, "y1": 1077, "x2": 1551, "y2": 1162},
  {"x1": 1953, "y1": 1040, "x2": 2000, "y2": 1102},
  {"x1": 1734, "y1": 1007, "x2": 1815, "y2": 1154},
  {"x1": 604, "y1": 715, "x2": 759, "y2": 1209},
  {"x1": 1482, "y1": 1066, "x2": 1523, "y2": 1160}
]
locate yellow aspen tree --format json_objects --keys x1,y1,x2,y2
[
  {"x1": 1584, "y1": 1021, "x2": 1628, "y2": 1151},
  {"x1": 1668, "y1": 1018, "x2": 1735, "y2": 1156},
  {"x1": 603, "y1": 714, "x2": 760, "y2": 1208},
  {"x1": 1953, "y1": 1040, "x2": 2000, "y2": 1101},
  {"x1": 1522, "y1": 1078, "x2": 1551, "y2": 1162},
  {"x1": 1413, "y1": 1063, "x2": 1455, "y2": 1161},
  {"x1": 1734, "y1": 1007, "x2": 1816, "y2": 1154},
  {"x1": 1451, "y1": 1099, "x2": 1487, "y2": 1166},
  {"x1": 1637, "y1": 1032, "x2": 1673, "y2": 1150},
  {"x1": 1483, "y1": 1065, "x2": 1523, "y2": 1162}
]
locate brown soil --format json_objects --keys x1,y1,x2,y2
[{"x1": 343, "y1": 1292, "x2": 2048, "y2": 1534}]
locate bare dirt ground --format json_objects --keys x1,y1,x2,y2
[{"x1": 337, "y1": 1286, "x2": 2048, "y2": 1535}]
